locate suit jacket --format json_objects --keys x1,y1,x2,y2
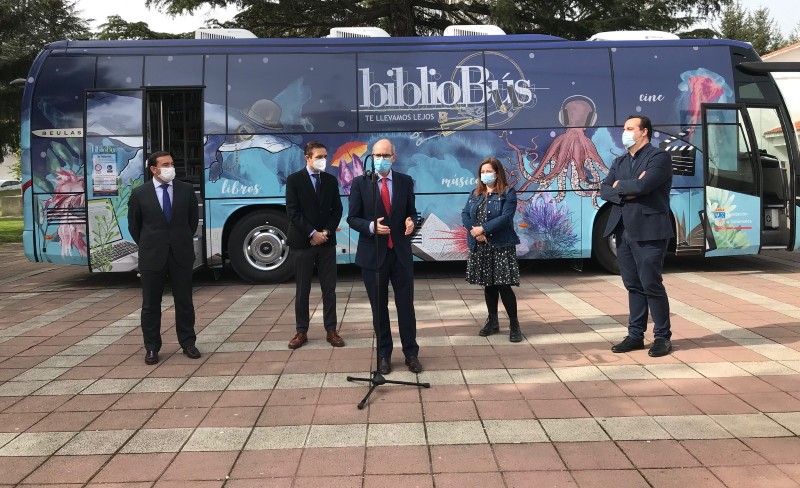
[
  {"x1": 128, "y1": 179, "x2": 199, "y2": 271},
  {"x1": 600, "y1": 143, "x2": 674, "y2": 241},
  {"x1": 285, "y1": 168, "x2": 343, "y2": 249},
  {"x1": 347, "y1": 170, "x2": 417, "y2": 270}
]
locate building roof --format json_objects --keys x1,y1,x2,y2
[
  {"x1": 765, "y1": 120, "x2": 800, "y2": 135},
  {"x1": 763, "y1": 41, "x2": 800, "y2": 60}
]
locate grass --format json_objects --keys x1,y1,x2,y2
[{"x1": 0, "y1": 217, "x2": 23, "y2": 243}]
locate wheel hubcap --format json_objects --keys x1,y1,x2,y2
[{"x1": 242, "y1": 224, "x2": 288, "y2": 271}]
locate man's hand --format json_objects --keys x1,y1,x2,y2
[
  {"x1": 476, "y1": 235, "x2": 488, "y2": 243},
  {"x1": 639, "y1": 170, "x2": 646, "y2": 179},
  {"x1": 613, "y1": 180, "x2": 619, "y2": 188},
  {"x1": 470, "y1": 225, "x2": 484, "y2": 237},
  {"x1": 375, "y1": 217, "x2": 391, "y2": 235},
  {"x1": 310, "y1": 231, "x2": 327, "y2": 246},
  {"x1": 404, "y1": 217, "x2": 415, "y2": 235}
]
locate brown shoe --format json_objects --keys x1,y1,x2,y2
[
  {"x1": 326, "y1": 330, "x2": 345, "y2": 347},
  {"x1": 288, "y1": 332, "x2": 308, "y2": 349}
]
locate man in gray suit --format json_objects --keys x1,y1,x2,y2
[
  {"x1": 601, "y1": 115, "x2": 674, "y2": 357},
  {"x1": 128, "y1": 151, "x2": 200, "y2": 365}
]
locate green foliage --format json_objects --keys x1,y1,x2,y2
[
  {"x1": 95, "y1": 15, "x2": 194, "y2": 40},
  {"x1": 0, "y1": 0, "x2": 90, "y2": 157},
  {"x1": 89, "y1": 201, "x2": 120, "y2": 272},
  {"x1": 145, "y1": 0, "x2": 733, "y2": 40},
  {"x1": 0, "y1": 217, "x2": 23, "y2": 243},
  {"x1": 718, "y1": 1, "x2": 791, "y2": 54}
]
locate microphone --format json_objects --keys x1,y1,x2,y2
[{"x1": 362, "y1": 154, "x2": 374, "y2": 179}]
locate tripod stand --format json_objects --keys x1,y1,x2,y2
[{"x1": 346, "y1": 154, "x2": 430, "y2": 409}]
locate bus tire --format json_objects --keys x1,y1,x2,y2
[
  {"x1": 592, "y1": 206, "x2": 620, "y2": 274},
  {"x1": 228, "y1": 209, "x2": 293, "y2": 283}
]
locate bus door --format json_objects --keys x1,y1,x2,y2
[
  {"x1": 145, "y1": 89, "x2": 205, "y2": 270},
  {"x1": 702, "y1": 104, "x2": 792, "y2": 256},
  {"x1": 85, "y1": 89, "x2": 146, "y2": 273}
]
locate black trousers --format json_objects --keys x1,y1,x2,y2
[
  {"x1": 139, "y1": 250, "x2": 196, "y2": 352},
  {"x1": 362, "y1": 248, "x2": 419, "y2": 359},
  {"x1": 616, "y1": 228, "x2": 671, "y2": 340},
  {"x1": 293, "y1": 245, "x2": 337, "y2": 333}
]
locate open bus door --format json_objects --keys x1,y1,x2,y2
[
  {"x1": 85, "y1": 89, "x2": 146, "y2": 273},
  {"x1": 702, "y1": 104, "x2": 793, "y2": 256}
]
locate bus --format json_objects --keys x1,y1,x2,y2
[{"x1": 19, "y1": 29, "x2": 800, "y2": 281}]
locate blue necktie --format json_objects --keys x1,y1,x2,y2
[
  {"x1": 312, "y1": 173, "x2": 321, "y2": 197},
  {"x1": 160, "y1": 184, "x2": 172, "y2": 221}
]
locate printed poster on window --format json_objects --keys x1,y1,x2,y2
[{"x1": 92, "y1": 150, "x2": 118, "y2": 196}]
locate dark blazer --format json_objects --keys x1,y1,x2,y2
[
  {"x1": 128, "y1": 179, "x2": 199, "y2": 271},
  {"x1": 600, "y1": 143, "x2": 674, "y2": 241},
  {"x1": 285, "y1": 169, "x2": 343, "y2": 249},
  {"x1": 347, "y1": 170, "x2": 417, "y2": 269},
  {"x1": 461, "y1": 187, "x2": 521, "y2": 250}
]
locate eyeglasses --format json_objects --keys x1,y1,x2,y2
[{"x1": 373, "y1": 154, "x2": 393, "y2": 158}]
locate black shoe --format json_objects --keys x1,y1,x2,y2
[
  {"x1": 405, "y1": 356, "x2": 423, "y2": 373},
  {"x1": 611, "y1": 336, "x2": 645, "y2": 353},
  {"x1": 648, "y1": 338, "x2": 673, "y2": 357},
  {"x1": 509, "y1": 319, "x2": 523, "y2": 343},
  {"x1": 182, "y1": 345, "x2": 201, "y2": 359},
  {"x1": 144, "y1": 350, "x2": 159, "y2": 365},
  {"x1": 378, "y1": 357, "x2": 391, "y2": 375},
  {"x1": 479, "y1": 314, "x2": 500, "y2": 336}
]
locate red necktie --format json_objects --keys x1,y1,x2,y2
[{"x1": 381, "y1": 178, "x2": 393, "y2": 249}]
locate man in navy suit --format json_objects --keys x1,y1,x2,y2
[
  {"x1": 285, "y1": 141, "x2": 344, "y2": 349},
  {"x1": 347, "y1": 138, "x2": 421, "y2": 374},
  {"x1": 128, "y1": 151, "x2": 200, "y2": 365},
  {"x1": 601, "y1": 115, "x2": 674, "y2": 357}
]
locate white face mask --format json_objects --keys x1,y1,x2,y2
[
  {"x1": 158, "y1": 167, "x2": 176, "y2": 183},
  {"x1": 312, "y1": 158, "x2": 327, "y2": 172}
]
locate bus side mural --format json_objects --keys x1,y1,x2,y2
[{"x1": 21, "y1": 35, "x2": 797, "y2": 281}]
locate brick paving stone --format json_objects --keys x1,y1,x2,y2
[
  {"x1": 160, "y1": 451, "x2": 238, "y2": 481},
  {"x1": 92, "y1": 452, "x2": 176, "y2": 483},
  {"x1": 617, "y1": 440, "x2": 701, "y2": 469},
  {"x1": 555, "y1": 441, "x2": 633, "y2": 470},
  {"x1": 504, "y1": 470, "x2": 576, "y2": 488},
  {"x1": 571, "y1": 469, "x2": 650, "y2": 488},
  {"x1": 292, "y1": 476, "x2": 361, "y2": 488},
  {"x1": 640, "y1": 467, "x2": 726, "y2": 488},
  {"x1": 295, "y1": 446, "x2": 365, "y2": 477},
  {"x1": 710, "y1": 465, "x2": 800, "y2": 488},
  {"x1": 740, "y1": 436, "x2": 800, "y2": 464},
  {"x1": 681, "y1": 439, "x2": 767, "y2": 466},
  {"x1": 365, "y1": 445, "x2": 430, "y2": 474},
  {"x1": 231, "y1": 448, "x2": 302, "y2": 478},
  {"x1": 431, "y1": 444, "x2": 498, "y2": 473},
  {"x1": 432, "y1": 472, "x2": 505, "y2": 488},
  {"x1": 528, "y1": 399, "x2": 591, "y2": 418},
  {"x1": 364, "y1": 474, "x2": 435, "y2": 488},
  {"x1": 22, "y1": 454, "x2": 109, "y2": 484},
  {"x1": 0, "y1": 456, "x2": 47, "y2": 484}
]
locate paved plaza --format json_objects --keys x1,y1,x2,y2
[{"x1": 0, "y1": 242, "x2": 799, "y2": 487}]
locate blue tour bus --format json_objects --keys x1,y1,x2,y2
[{"x1": 19, "y1": 30, "x2": 800, "y2": 281}]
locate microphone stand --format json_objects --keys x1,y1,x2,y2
[{"x1": 347, "y1": 154, "x2": 430, "y2": 409}]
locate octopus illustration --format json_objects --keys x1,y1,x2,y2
[{"x1": 504, "y1": 95, "x2": 610, "y2": 208}]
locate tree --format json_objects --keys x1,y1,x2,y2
[
  {"x1": 146, "y1": 0, "x2": 733, "y2": 40},
  {"x1": 0, "y1": 0, "x2": 90, "y2": 161},
  {"x1": 718, "y1": 1, "x2": 787, "y2": 54},
  {"x1": 95, "y1": 15, "x2": 193, "y2": 40}
]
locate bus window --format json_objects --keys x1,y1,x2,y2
[
  {"x1": 204, "y1": 55, "x2": 227, "y2": 135},
  {"x1": 32, "y1": 57, "x2": 95, "y2": 130},
  {"x1": 227, "y1": 53, "x2": 357, "y2": 134},
  {"x1": 706, "y1": 109, "x2": 757, "y2": 196},
  {"x1": 145, "y1": 55, "x2": 203, "y2": 87},
  {"x1": 97, "y1": 56, "x2": 143, "y2": 89}
]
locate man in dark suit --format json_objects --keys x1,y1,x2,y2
[
  {"x1": 347, "y1": 138, "x2": 421, "y2": 374},
  {"x1": 601, "y1": 115, "x2": 674, "y2": 357},
  {"x1": 285, "y1": 141, "x2": 344, "y2": 349},
  {"x1": 128, "y1": 151, "x2": 200, "y2": 365}
]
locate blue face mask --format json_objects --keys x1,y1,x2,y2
[
  {"x1": 622, "y1": 130, "x2": 640, "y2": 149},
  {"x1": 480, "y1": 173, "x2": 496, "y2": 185},
  {"x1": 374, "y1": 157, "x2": 392, "y2": 174}
]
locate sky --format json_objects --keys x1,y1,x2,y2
[
  {"x1": 74, "y1": 0, "x2": 240, "y2": 34},
  {"x1": 75, "y1": 0, "x2": 796, "y2": 37}
]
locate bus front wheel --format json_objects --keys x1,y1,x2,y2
[
  {"x1": 229, "y1": 210, "x2": 293, "y2": 283},
  {"x1": 592, "y1": 206, "x2": 620, "y2": 274}
]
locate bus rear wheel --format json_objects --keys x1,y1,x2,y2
[
  {"x1": 592, "y1": 206, "x2": 620, "y2": 274},
  {"x1": 229, "y1": 210, "x2": 293, "y2": 283}
]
